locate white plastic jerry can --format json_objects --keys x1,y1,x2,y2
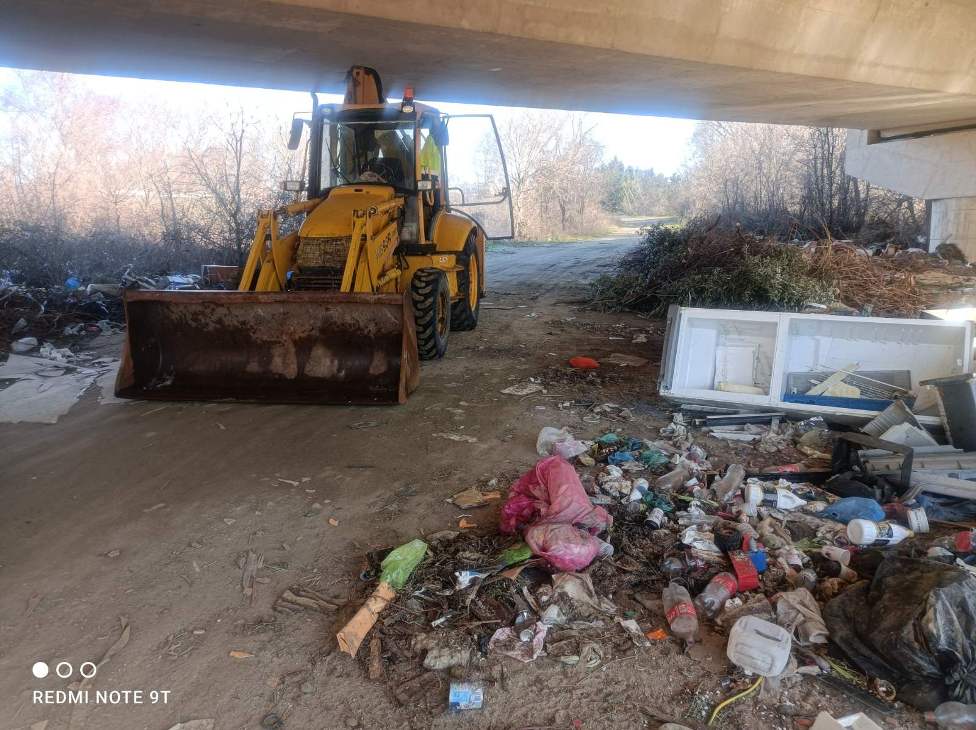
[{"x1": 726, "y1": 615, "x2": 793, "y2": 677}]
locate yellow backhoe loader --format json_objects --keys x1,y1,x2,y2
[{"x1": 116, "y1": 66, "x2": 512, "y2": 404}]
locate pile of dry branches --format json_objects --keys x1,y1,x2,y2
[
  {"x1": 805, "y1": 243, "x2": 930, "y2": 317},
  {"x1": 592, "y1": 222, "x2": 938, "y2": 318}
]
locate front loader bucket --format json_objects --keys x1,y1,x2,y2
[{"x1": 116, "y1": 290, "x2": 420, "y2": 404}]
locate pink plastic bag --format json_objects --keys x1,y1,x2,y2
[
  {"x1": 500, "y1": 456, "x2": 611, "y2": 535},
  {"x1": 500, "y1": 457, "x2": 611, "y2": 571},
  {"x1": 525, "y1": 523, "x2": 600, "y2": 572}
]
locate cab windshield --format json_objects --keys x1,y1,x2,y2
[{"x1": 322, "y1": 117, "x2": 416, "y2": 190}]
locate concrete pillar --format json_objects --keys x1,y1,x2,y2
[{"x1": 929, "y1": 197, "x2": 976, "y2": 260}]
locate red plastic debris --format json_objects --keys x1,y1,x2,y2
[
  {"x1": 728, "y1": 550, "x2": 760, "y2": 591},
  {"x1": 568, "y1": 356, "x2": 599, "y2": 369}
]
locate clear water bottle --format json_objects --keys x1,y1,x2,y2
[
  {"x1": 693, "y1": 572, "x2": 738, "y2": 619},
  {"x1": 656, "y1": 465, "x2": 691, "y2": 492},
  {"x1": 663, "y1": 581, "x2": 699, "y2": 642},
  {"x1": 924, "y1": 701, "x2": 976, "y2": 728}
]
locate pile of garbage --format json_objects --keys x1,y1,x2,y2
[
  {"x1": 1, "y1": 267, "x2": 209, "y2": 355},
  {"x1": 1, "y1": 279, "x2": 123, "y2": 353},
  {"x1": 338, "y1": 412, "x2": 976, "y2": 726}
]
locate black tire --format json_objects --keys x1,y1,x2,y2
[
  {"x1": 451, "y1": 231, "x2": 480, "y2": 331},
  {"x1": 411, "y1": 268, "x2": 450, "y2": 360}
]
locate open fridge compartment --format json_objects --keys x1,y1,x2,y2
[{"x1": 659, "y1": 306, "x2": 973, "y2": 424}]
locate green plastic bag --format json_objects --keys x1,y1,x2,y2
[
  {"x1": 639, "y1": 449, "x2": 669, "y2": 467},
  {"x1": 597, "y1": 433, "x2": 620, "y2": 446},
  {"x1": 498, "y1": 542, "x2": 532, "y2": 567},
  {"x1": 379, "y1": 539, "x2": 428, "y2": 590}
]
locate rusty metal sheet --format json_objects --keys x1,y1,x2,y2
[{"x1": 116, "y1": 290, "x2": 420, "y2": 404}]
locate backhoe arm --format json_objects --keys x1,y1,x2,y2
[{"x1": 239, "y1": 198, "x2": 321, "y2": 292}]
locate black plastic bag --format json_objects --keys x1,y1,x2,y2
[{"x1": 824, "y1": 556, "x2": 976, "y2": 709}]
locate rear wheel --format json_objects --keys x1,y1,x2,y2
[
  {"x1": 411, "y1": 268, "x2": 450, "y2": 360},
  {"x1": 451, "y1": 231, "x2": 481, "y2": 331}
]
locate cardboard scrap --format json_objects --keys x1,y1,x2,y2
[
  {"x1": 605, "y1": 353, "x2": 649, "y2": 367},
  {"x1": 449, "y1": 488, "x2": 502, "y2": 509}
]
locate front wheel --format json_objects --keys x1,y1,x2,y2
[{"x1": 411, "y1": 268, "x2": 450, "y2": 360}]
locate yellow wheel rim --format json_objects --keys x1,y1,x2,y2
[{"x1": 468, "y1": 255, "x2": 479, "y2": 310}]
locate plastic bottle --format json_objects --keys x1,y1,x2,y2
[
  {"x1": 645, "y1": 506, "x2": 666, "y2": 529},
  {"x1": 924, "y1": 701, "x2": 976, "y2": 728},
  {"x1": 742, "y1": 483, "x2": 807, "y2": 510},
  {"x1": 713, "y1": 464, "x2": 746, "y2": 503},
  {"x1": 677, "y1": 503, "x2": 716, "y2": 527},
  {"x1": 663, "y1": 581, "x2": 699, "y2": 642},
  {"x1": 693, "y1": 572, "x2": 738, "y2": 619},
  {"x1": 628, "y1": 478, "x2": 650, "y2": 502},
  {"x1": 656, "y1": 465, "x2": 691, "y2": 492},
  {"x1": 846, "y1": 519, "x2": 913, "y2": 547},
  {"x1": 661, "y1": 556, "x2": 685, "y2": 578}
]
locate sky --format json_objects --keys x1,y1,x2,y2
[{"x1": 0, "y1": 69, "x2": 697, "y2": 175}]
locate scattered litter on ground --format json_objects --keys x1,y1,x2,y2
[
  {"x1": 433, "y1": 432, "x2": 478, "y2": 443},
  {"x1": 604, "y1": 352, "x2": 649, "y2": 367},
  {"x1": 500, "y1": 381, "x2": 546, "y2": 396},
  {"x1": 273, "y1": 585, "x2": 341, "y2": 614},
  {"x1": 449, "y1": 487, "x2": 502, "y2": 509},
  {"x1": 568, "y1": 356, "x2": 599, "y2": 370},
  {"x1": 336, "y1": 392, "x2": 976, "y2": 725}
]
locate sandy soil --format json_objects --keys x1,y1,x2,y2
[{"x1": 0, "y1": 237, "x2": 923, "y2": 730}]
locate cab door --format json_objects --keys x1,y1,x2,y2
[{"x1": 441, "y1": 114, "x2": 514, "y2": 240}]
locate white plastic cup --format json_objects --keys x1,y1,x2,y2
[{"x1": 821, "y1": 545, "x2": 851, "y2": 565}]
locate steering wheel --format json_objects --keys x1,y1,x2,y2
[{"x1": 363, "y1": 158, "x2": 398, "y2": 184}]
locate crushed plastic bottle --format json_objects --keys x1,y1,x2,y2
[
  {"x1": 628, "y1": 478, "x2": 650, "y2": 502},
  {"x1": 656, "y1": 465, "x2": 691, "y2": 492},
  {"x1": 680, "y1": 526, "x2": 720, "y2": 553},
  {"x1": 693, "y1": 572, "x2": 738, "y2": 619},
  {"x1": 663, "y1": 581, "x2": 699, "y2": 642},
  {"x1": 924, "y1": 701, "x2": 976, "y2": 728},
  {"x1": 677, "y1": 502, "x2": 716, "y2": 527},
  {"x1": 713, "y1": 464, "x2": 746, "y2": 503}
]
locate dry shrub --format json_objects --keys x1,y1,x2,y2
[{"x1": 592, "y1": 221, "x2": 832, "y2": 315}]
